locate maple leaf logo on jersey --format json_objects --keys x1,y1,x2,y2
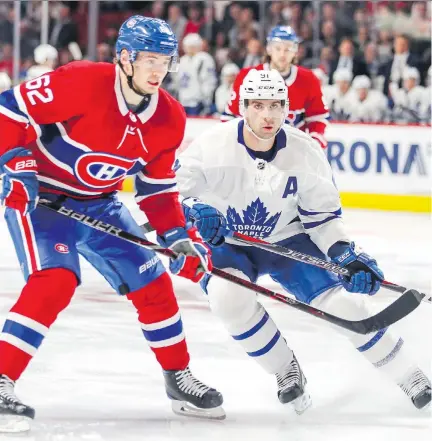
[{"x1": 226, "y1": 198, "x2": 281, "y2": 238}]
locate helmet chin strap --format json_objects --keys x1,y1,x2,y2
[{"x1": 118, "y1": 61, "x2": 150, "y2": 98}]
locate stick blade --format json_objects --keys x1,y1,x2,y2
[{"x1": 350, "y1": 289, "x2": 424, "y2": 334}]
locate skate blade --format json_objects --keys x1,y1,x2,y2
[
  {"x1": 171, "y1": 400, "x2": 226, "y2": 420},
  {"x1": 0, "y1": 414, "x2": 31, "y2": 433},
  {"x1": 292, "y1": 391, "x2": 312, "y2": 415}
]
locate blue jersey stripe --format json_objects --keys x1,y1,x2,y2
[
  {"x1": 303, "y1": 214, "x2": 341, "y2": 230},
  {"x1": 298, "y1": 206, "x2": 342, "y2": 216},
  {"x1": 135, "y1": 179, "x2": 177, "y2": 197},
  {"x1": 357, "y1": 327, "x2": 388, "y2": 353}
]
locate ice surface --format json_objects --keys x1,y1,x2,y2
[{"x1": 0, "y1": 194, "x2": 431, "y2": 441}]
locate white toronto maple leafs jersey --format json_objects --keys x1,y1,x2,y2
[
  {"x1": 176, "y1": 119, "x2": 351, "y2": 255},
  {"x1": 176, "y1": 52, "x2": 217, "y2": 108}
]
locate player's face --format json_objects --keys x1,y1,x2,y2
[
  {"x1": 132, "y1": 52, "x2": 171, "y2": 94},
  {"x1": 245, "y1": 99, "x2": 285, "y2": 139},
  {"x1": 267, "y1": 41, "x2": 297, "y2": 72}
]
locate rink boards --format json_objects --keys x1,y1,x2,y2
[{"x1": 122, "y1": 119, "x2": 431, "y2": 213}]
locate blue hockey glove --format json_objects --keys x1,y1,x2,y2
[
  {"x1": 0, "y1": 147, "x2": 39, "y2": 216},
  {"x1": 182, "y1": 197, "x2": 228, "y2": 247},
  {"x1": 328, "y1": 241, "x2": 384, "y2": 295},
  {"x1": 158, "y1": 223, "x2": 213, "y2": 283}
]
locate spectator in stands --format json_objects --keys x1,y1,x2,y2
[
  {"x1": 317, "y1": 46, "x2": 334, "y2": 75},
  {"x1": 96, "y1": 43, "x2": 113, "y2": 63},
  {"x1": 390, "y1": 66, "x2": 426, "y2": 122},
  {"x1": 214, "y1": 31, "x2": 230, "y2": 71},
  {"x1": 354, "y1": 25, "x2": 370, "y2": 54},
  {"x1": 0, "y1": 6, "x2": 13, "y2": 45},
  {"x1": 149, "y1": 0, "x2": 165, "y2": 19},
  {"x1": 265, "y1": 1, "x2": 284, "y2": 34},
  {"x1": 214, "y1": 62, "x2": 239, "y2": 114},
  {"x1": 380, "y1": 34, "x2": 421, "y2": 96},
  {"x1": 321, "y1": 1, "x2": 354, "y2": 40},
  {"x1": 240, "y1": 38, "x2": 262, "y2": 68},
  {"x1": 300, "y1": 22, "x2": 322, "y2": 63},
  {"x1": 320, "y1": 20, "x2": 337, "y2": 51},
  {"x1": 0, "y1": 43, "x2": 13, "y2": 77},
  {"x1": 167, "y1": 3, "x2": 187, "y2": 42},
  {"x1": 364, "y1": 42, "x2": 384, "y2": 91},
  {"x1": 49, "y1": 2, "x2": 78, "y2": 50},
  {"x1": 376, "y1": 29, "x2": 393, "y2": 64},
  {"x1": 329, "y1": 38, "x2": 369, "y2": 84},
  {"x1": 0, "y1": 71, "x2": 11, "y2": 93},
  {"x1": 184, "y1": 4, "x2": 204, "y2": 37},
  {"x1": 103, "y1": 24, "x2": 118, "y2": 48},
  {"x1": 346, "y1": 75, "x2": 389, "y2": 123},
  {"x1": 323, "y1": 68, "x2": 353, "y2": 121}
]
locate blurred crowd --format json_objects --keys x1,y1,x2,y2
[{"x1": 0, "y1": 0, "x2": 431, "y2": 124}]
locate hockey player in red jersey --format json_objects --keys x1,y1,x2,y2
[
  {"x1": 223, "y1": 26, "x2": 329, "y2": 149},
  {"x1": 0, "y1": 16, "x2": 224, "y2": 432}
]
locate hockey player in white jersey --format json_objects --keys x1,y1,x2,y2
[
  {"x1": 214, "y1": 63, "x2": 240, "y2": 115},
  {"x1": 26, "y1": 44, "x2": 58, "y2": 81},
  {"x1": 176, "y1": 69, "x2": 431, "y2": 411},
  {"x1": 0, "y1": 72, "x2": 11, "y2": 94},
  {"x1": 390, "y1": 67, "x2": 425, "y2": 123},
  {"x1": 420, "y1": 66, "x2": 431, "y2": 122},
  {"x1": 345, "y1": 75, "x2": 389, "y2": 123},
  {"x1": 322, "y1": 68, "x2": 352, "y2": 121},
  {"x1": 176, "y1": 33, "x2": 217, "y2": 116}
]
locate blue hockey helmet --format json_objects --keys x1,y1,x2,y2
[
  {"x1": 267, "y1": 26, "x2": 300, "y2": 50},
  {"x1": 116, "y1": 15, "x2": 179, "y2": 72}
]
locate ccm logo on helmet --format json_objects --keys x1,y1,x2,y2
[{"x1": 74, "y1": 153, "x2": 137, "y2": 189}]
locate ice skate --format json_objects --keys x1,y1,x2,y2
[
  {"x1": 164, "y1": 366, "x2": 225, "y2": 420},
  {"x1": 398, "y1": 367, "x2": 431, "y2": 410},
  {"x1": 276, "y1": 354, "x2": 312, "y2": 415},
  {"x1": 0, "y1": 374, "x2": 35, "y2": 433}
]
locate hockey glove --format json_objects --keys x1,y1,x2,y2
[
  {"x1": 328, "y1": 241, "x2": 384, "y2": 295},
  {"x1": 182, "y1": 197, "x2": 228, "y2": 247},
  {"x1": 158, "y1": 223, "x2": 213, "y2": 283},
  {"x1": 0, "y1": 147, "x2": 39, "y2": 216}
]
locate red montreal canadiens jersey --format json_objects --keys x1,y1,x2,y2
[
  {"x1": 223, "y1": 64, "x2": 329, "y2": 148},
  {"x1": 0, "y1": 61, "x2": 187, "y2": 233}
]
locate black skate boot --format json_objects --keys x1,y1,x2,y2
[
  {"x1": 398, "y1": 367, "x2": 431, "y2": 409},
  {"x1": 163, "y1": 366, "x2": 225, "y2": 420},
  {"x1": 0, "y1": 374, "x2": 35, "y2": 433},
  {"x1": 276, "y1": 354, "x2": 312, "y2": 415}
]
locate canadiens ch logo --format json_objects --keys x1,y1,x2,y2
[
  {"x1": 74, "y1": 153, "x2": 137, "y2": 189},
  {"x1": 227, "y1": 198, "x2": 281, "y2": 238},
  {"x1": 55, "y1": 243, "x2": 69, "y2": 254}
]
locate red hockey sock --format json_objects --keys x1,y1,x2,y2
[
  {"x1": 0, "y1": 268, "x2": 77, "y2": 380},
  {"x1": 127, "y1": 272, "x2": 190, "y2": 371}
]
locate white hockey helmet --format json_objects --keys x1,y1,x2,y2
[
  {"x1": 333, "y1": 68, "x2": 353, "y2": 83},
  {"x1": 352, "y1": 75, "x2": 371, "y2": 89},
  {"x1": 34, "y1": 44, "x2": 58, "y2": 65},
  {"x1": 221, "y1": 62, "x2": 240, "y2": 78},
  {"x1": 402, "y1": 66, "x2": 420, "y2": 82},
  {"x1": 182, "y1": 33, "x2": 203, "y2": 49},
  {"x1": 239, "y1": 69, "x2": 288, "y2": 117},
  {"x1": 0, "y1": 72, "x2": 12, "y2": 90}
]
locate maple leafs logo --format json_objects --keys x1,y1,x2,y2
[{"x1": 226, "y1": 198, "x2": 281, "y2": 238}]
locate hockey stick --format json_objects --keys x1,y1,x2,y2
[
  {"x1": 141, "y1": 221, "x2": 431, "y2": 305},
  {"x1": 38, "y1": 199, "x2": 423, "y2": 334}
]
